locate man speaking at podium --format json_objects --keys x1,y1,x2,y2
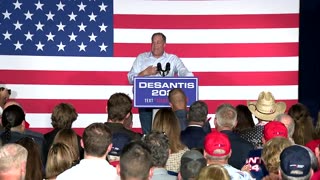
[{"x1": 127, "y1": 32, "x2": 193, "y2": 134}]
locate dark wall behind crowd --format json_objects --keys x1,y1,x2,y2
[{"x1": 299, "y1": 0, "x2": 320, "y2": 121}]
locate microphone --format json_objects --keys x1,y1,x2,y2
[
  {"x1": 165, "y1": 63, "x2": 170, "y2": 75},
  {"x1": 157, "y1": 63, "x2": 163, "y2": 76}
]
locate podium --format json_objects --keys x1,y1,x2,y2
[{"x1": 133, "y1": 77, "x2": 199, "y2": 108}]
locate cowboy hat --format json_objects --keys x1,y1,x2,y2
[{"x1": 247, "y1": 91, "x2": 286, "y2": 121}]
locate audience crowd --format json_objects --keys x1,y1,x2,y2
[{"x1": 1, "y1": 87, "x2": 320, "y2": 180}]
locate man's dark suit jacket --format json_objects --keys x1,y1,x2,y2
[
  {"x1": 180, "y1": 126, "x2": 206, "y2": 149},
  {"x1": 220, "y1": 130, "x2": 254, "y2": 170}
]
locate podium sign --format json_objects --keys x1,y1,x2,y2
[{"x1": 133, "y1": 77, "x2": 198, "y2": 108}]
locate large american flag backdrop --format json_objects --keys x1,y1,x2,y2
[{"x1": 0, "y1": 0, "x2": 299, "y2": 134}]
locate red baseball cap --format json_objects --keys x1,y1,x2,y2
[
  {"x1": 204, "y1": 131, "x2": 231, "y2": 157},
  {"x1": 263, "y1": 121, "x2": 288, "y2": 141}
]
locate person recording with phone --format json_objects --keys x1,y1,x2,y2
[{"x1": 127, "y1": 32, "x2": 193, "y2": 134}]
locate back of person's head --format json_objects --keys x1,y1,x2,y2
[
  {"x1": 168, "y1": 88, "x2": 187, "y2": 111},
  {"x1": 46, "y1": 143, "x2": 78, "y2": 179},
  {"x1": 188, "y1": 101, "x2": 208, "y2": 123},
  {"x1": 82, "y1": 122, "x2": 112, "y2": 157},
  {"x1": 275, "y1": 113, "x2": 295, "y2": 138},
  {"x1": 152, "y1": 108, "x2": 185, "y2": 153},
  {"x1": 280, "y1": 145, "x2": 312, "y2": 180},
  {"x1": 51, "y1": 103, "x2": 78, "y2": 129},
  {"x1": 123, "y1": 111, "x2": 133, "y2": 130},
  {"x1": 53, "y1": 129, "x2": 80, "y2": 160},
  {"x1": 262, "y1": 137, "x2": 293, "y2": 174},
  {"x1": 107, "y1": 92, "x2": 132, "y2": 122},
  {"x1": 203, "y1": 131, "x2": 231, "y2": 162},
  {"x1": 215, "y1": 104, "x2": 237, "y2": 129},
  {"x1": 16, "y1": 137, "x2": 43, "y2": 180},
  {"x1": 234, "y1": 104, "x2": 255, "y2": 133},
  {"x1": 119, "y1": 141, "x2": 152, "y2": 180},
  {"x1": 196, "y1": 164, "x2": 230, "y2": 180},
  {"x1": 0, "y1": 143, "x2": 28, "y2": 179},
  {"x1": 1, "y1": 105, "x2": 25, "y2": 143},
  {"x1": 142, "y1": 131, "x2": 170, "y2": 167},
  {"x1": 180, "y1": 150, "x2": 206, "y2": 180},
  {"x1": 288, "y1": 103, "x2": 314, "y2": 145}
]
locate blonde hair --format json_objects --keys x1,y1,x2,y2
[
  {"x1": 197, "y1": 164, "x2": 230, "y2": 180},
  {"x1": 53, "y1": 129, "x2": 80, "y2": 160},
  {"x1": 46, "y1": 143, "x2": 78, "y2": 179},
  {"x1": 262, "y1": 137, "x2": 293, "y2": 174},
  {"x1": 152, "y1": 108, "x2": 185, "y2": 153}
]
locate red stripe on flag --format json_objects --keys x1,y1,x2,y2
[
  {"x1": 114, "y1": 14, "x2": 299, "y2": 29},
  {"x1": 14, "y1": 99, "x2": 298, "y2": 114},
  {"x1": 0, "y1": 70, "x2": 298, "y2": 86},
  {"x1": 114, "y1": 43, "x2": 299, "y2": 57}
]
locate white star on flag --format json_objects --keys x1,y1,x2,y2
[
  {"x1": 46, "y1": 11, "x2": 55, "y2": 21},
  {"x1": 35, "y1": 41, "x2": 45, "y2": 51},
  {"x1": 68, "y1": 12, "x2": 77, "y2": 21},
  {"x1": 68, "y1": 32, "x2": 77, "y2": 42},
  {"x1": 57, "y1": 22, "x2": 66, "y2": 31},
  {"x1": 56, "y1": 1, "x2": 65, "y2": 11},
  {"x1": 2, "y1": 10, "x2": 11, "y2": 20},
  {"x1": 99, "y1": 23, "x2": 107, "y2": 32},
  {"x1": 46, "y1": 32, "x2": 55, "y2": 41},
  {"x1": 57, "y1": 42, "x2": 66, "y2": 51},
  {"x1": 13, "y1": 21, "x2": 23, "y2": 30},
  {"x1": 78, "y1": 42, "x2": 87, "y2": 52},
  {"x1": 24, "y1": 31, "x2": 34, "y2": 41},
  {"x1": 99, "y1": 3, "x2": 107, "y2": 12},
  {"x1": 14, "y1": 41, "x2": 23, "y2": 50},
  {"x1": 3, "y1": 31, "x2": 12, "y2": 40},
  {"x1": 99, "y1": 43, "x2": 107, "y2": 52},
  {"x1": 78, "y1": 2, "x2": 86, "y2": 12},
  {"x1": 78, "y1": 22, "x2": 87, "y2": 32},
  {"x1": 35, "y1": 1, "x2": 44, "y2": 10}
]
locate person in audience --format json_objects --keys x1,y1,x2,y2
[
  {"x1": 299, "y1": 145, "x2": 319, "y2": 173},
  {"x1": 3, "y1": 101, "x2": 34, "y2": 136},
  {"x1": 168, "y1": 88, "x2": 211, "y2": 133},
  {"x1": 214, "y1": 103, "x2": 254, "y2": 170},
  {"x1": 44, "y1": 103, "x2": 82, "y2": 163},
  {"x1": 105, "y1": 93, "x2": 142, "y2": 163},
  {"x1": 16, "y1": 137, "x2": 44, "y2": 180},
  {"x1": 247, "y1": 91, "x2": 287, "y2": 148},
  {"x1": 181, "y1": 100, "x2": 208, "y2": 150},
  {"x1": 203, "y1": 131, "x2": 253, "y2": 179},
  {"x1": 0, "y1": 87, "x2": 11, "y2": 118},
  {"x1": 46, "y1": 143, "x2": 78, "y2": 180},
  {"x1": 127, "y1": 32, "x2": 194, "y2": 134},
  {"x1": 168, "y1": 88, "x2": 189, "y2": 131},
  {"x1": 246, "y1": 121, "x2": 289, "y2": 179},
  {"x1": 0, "y1": 143, "x2": 28, "y2": 180},
  {"x1": 56, "y1": 123, "x2": 118, "y2": 180},
  {"x1": 279, "y1": 145, "x2": 313, "y2": 180},
  {"x1": 179, "y1": 150, "x2": 207, "y2": 180},
  {"x1": 288, "y1": 103, "x2": 314, "y2": 146},
  {"x1": 117, "y1": 141, "x2": 153, "y2": 180},
  {"x1": 261, "y1": 137, "x2": 293, "y2": 178},
  {"x1": 275, "y1": 113, "x2": 295, "y2": 143},
  {"x1": 197, "y1": 164, "x2": 231, "y2": 180},
  {"x1": 152, "y1": 108, "x2": 189, "y2": 174},
  {"x1": 143, "y1": 131, "x2": 176, "y2": 180},
  {"x1": 233, "y1": 104, "x2": 255, "y2": 135},
  {"x1": 53, "y1": 129, "x2": 80, "y2": 161},
  {"x1": 0, "y1": 105, "x2": 46, "y2": 163}
]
